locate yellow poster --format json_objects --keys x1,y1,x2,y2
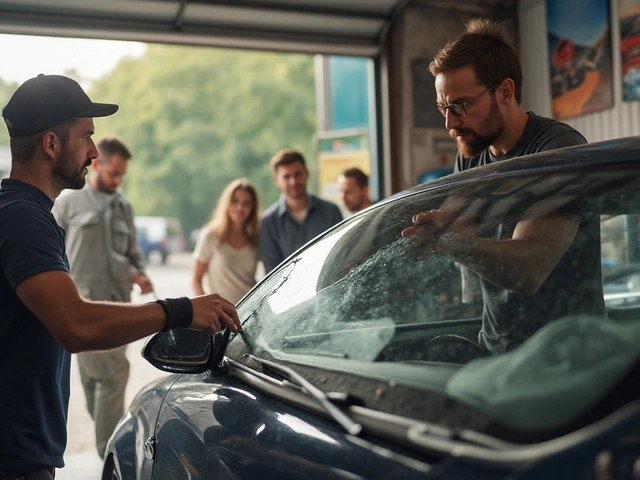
[{"x1": 315, "y1": 129, "x2": 370, "y2": 206}]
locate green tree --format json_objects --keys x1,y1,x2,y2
[
  {"x1": 0, "y1": 78, "x2": 19, "y2": 148},
  {"x1": 89, "y1": 45, "x2": 317, "y2": 235}
]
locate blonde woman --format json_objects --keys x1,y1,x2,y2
[{"x1": 192, "y1": 179, "x2": 260, "y2": 304}]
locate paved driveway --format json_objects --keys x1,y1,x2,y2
[{"x1": 58, "y1": 252, "x2": 193, "y2": 479}]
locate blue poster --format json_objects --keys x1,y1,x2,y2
[
  {"x1": 547, "y1": 0, "x2": 614, "y2": 118},
  {"x1": 619, "y1": 0, "x2": 640, "y2": 100}
]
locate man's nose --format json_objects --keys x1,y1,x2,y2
[
  {"x1": 444, "y1": 110, "x2": 462, "y2": 130},
  {"x1": 88, "y1": 139, "x2": 99, "y2": 159}
]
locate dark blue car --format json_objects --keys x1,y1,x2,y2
[
  {"x1": 105, "y1": 137, "x2": 640, "y2": 479},
  {"x1": 134, "y1": 216, "x2": 186, "y2": 266}
]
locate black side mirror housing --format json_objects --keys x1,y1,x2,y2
[{"x1": 142, "y1": 328, "x2": 231, "y2": 374}]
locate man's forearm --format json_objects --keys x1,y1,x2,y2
[
  {"x1": 443, "y1": 236, "x2": 553, "y2": 296},
  {"x1": 437, "y1": 216, "x2": 579, "y2": 296}
]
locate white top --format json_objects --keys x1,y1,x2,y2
[{"x1": 193, "y1": 228, "x2": 259, "y2": 304}]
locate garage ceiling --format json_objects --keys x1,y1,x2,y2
[
  {"x1": 0, "y1": 0, "x2": 416, "y2": 56},
  {"x1": 0, "y1": 0, "x2": 515, "y2": 56}
]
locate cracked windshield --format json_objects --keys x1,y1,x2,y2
[{"x1": 235, "y1": 166, "x2": 640, "y2": 434}]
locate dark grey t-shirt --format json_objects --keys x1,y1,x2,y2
[
  {"x1": 455, "y1": 112, "x2": 605, "y2": 353},
  {"x1": 454, "y1": 112, "x2": 587, "y2": 172}
]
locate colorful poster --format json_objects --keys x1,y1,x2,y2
[
  {"x1": 619, "y1": 0, "x2": 640, "y2": 100},
  {"x1": 315, "y1": 129, "x2": 370, "y2": 207},
  {"x1": 547, "y1": 0, "x2": 614, "y2": 119}
]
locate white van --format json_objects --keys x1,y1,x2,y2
[{"x1": 134, "y1": 216, "x2": 186, "y2": 265}]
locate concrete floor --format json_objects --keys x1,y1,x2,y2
[
  {"x1": 57, "y1": 337, "x2": 170, "y2": 480},
  {"x1": 56, "y1": 253, "x2": 190, "y2": 479},
  {"x1": 57, "y1": 451, "x2": 103, "y2": 480}
]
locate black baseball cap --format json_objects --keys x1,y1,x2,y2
[{"x1": 2, "y1": 74, "x2": 119, "y2": 138}]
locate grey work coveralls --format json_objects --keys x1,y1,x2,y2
[{"x1": 53, "y1": 183, "x2": 147, "y2": 458}]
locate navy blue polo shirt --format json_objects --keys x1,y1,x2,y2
[
  {"x1": 0, "y1": 178, "x2": 71, "y2": 471},
  {"x1": 260, "y1": 194, "x2": 343, "y2": 274}
]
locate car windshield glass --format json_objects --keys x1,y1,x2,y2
[{"x1": 234, "y1": 164, "x2": 640, "y2": 438}]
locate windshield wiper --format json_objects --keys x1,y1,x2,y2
[{"x1": 245, "y1": 354, "x2": 362, "y2": 436}]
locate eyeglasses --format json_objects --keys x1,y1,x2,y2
[{"x1": 435, "y1": 82, "x2": 502, "y2": 118}]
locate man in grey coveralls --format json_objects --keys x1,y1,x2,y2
[{"x1": 53, "y1": 136, "x2": 153, "y2": 458}]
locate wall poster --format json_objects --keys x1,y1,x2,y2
[
  {"x1": 547, "y1": 0, "x2": 614, "y2": 119},
  {"x1": 314, "y1": 128, "x2": 370, "y2": 210},
  {"x1": 619, "y1": 0, "x2": 640, "y2": 100}
]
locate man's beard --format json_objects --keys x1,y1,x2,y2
[
  {"x1": 51, "y1": 144, "x2": 90, "y2": 191},
  {"x1": 95, "y1": 171, "x2": 117, "y2": 193},
  {"x1": 345, "y1": 198, "x2": 361, "y2": 213},
  {"x1": 286, "y1": 186, "x2": 306, "y2": 200},
  {"x1": 449, "y1": 99, "x2": 504, "y2": 158}
]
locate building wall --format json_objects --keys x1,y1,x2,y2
[{"x1": 385, "y1": 0, "x2": 640, "y2": 194}]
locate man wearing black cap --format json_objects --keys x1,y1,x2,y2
[{"x1": 0, "y1": 75, "x2": 241, "y2": 478}]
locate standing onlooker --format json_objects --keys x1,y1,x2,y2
[
  {"x1": 260, "y1": 148, "x2": 343, "y2": 274},
  {"x1": 337, "y1": 167, "x2": 373, "y2": 215},
  {"x1": 52, "y1": 136, "x2": 153, "y2": 459},
  {"x1": 0, "y1": 74, "x2": 240, "y2": 478},
  {"x1": 192, "y1": 178, "x2": 260, "y2": 304}
]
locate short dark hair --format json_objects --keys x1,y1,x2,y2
[
  {"x1": 270, "y1": 148, "x2": 306, "y2": 172},
  {"x1": 341, "y1": 167, "x2": 368, "y2": 188},
  {"x1": 429, "y1": 18, "x2": 522, "y2": 103},
  {"x1": 97, "y1": 136, "x2": 132, "y2": 163},
  {"x1": 10, "y1": 118, "x2": 76, "y2": 163}
]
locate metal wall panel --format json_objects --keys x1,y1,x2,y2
[
  {"x1": 518, "y1": 0, "x2": 640, "y2": 142},
  {"x1": 518, "y1": 0, "x2": 552, "y2": 118}
]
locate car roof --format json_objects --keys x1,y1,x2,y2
[{"x1": 389, "y1": 136, "x2": 640, "y2": 203}]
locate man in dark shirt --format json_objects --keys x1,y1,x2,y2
[
  {"x1": 337, "y1": 167, "x2": 373, "y2": 215},
  {"x1": 260, "y1": 149, "x2": 343, "y2": 274},
  {"x1": 402, "y1": 19, "x2": 605, "y2": 354},
  {"x1": 0, "y1": 74, "x2": 241, "y2": 478}
]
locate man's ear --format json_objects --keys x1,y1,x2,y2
[
  {"x1": 41, "y1": 132, "x2": 59, "y2": 160},
  {"x1": 499, "y1": 78, "x2": 516, "y2": 105}
]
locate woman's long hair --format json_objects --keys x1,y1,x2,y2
[{"x1": 204, "y1": 178, "x2": 260, "y2": 247}]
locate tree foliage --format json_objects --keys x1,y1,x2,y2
[
  {"x1": 89, "y1": 44, "x2": 317, "y2": 234},
  {"x1": 0, "y1": 78, "x2": 19, "y2": 148}
]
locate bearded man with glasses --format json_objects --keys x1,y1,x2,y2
[
  {"x1": 432, "y1": 19, "x2": 585, "y2": 162},
  {"x1": 402, "y1": 18, "x2": 604, "y2": 357}
]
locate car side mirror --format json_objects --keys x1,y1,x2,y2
[{"x1": 142, "y1": 328, "x2": 230, "y2": 374}]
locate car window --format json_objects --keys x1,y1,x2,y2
[
  {"x1": 602, "y1": 214, "x2": 640, "y2": 308},
  {"x1": 232, "y1": 164, "x2": 640, "y2": 438},
  {"x1": 136, "y1": 225, "x2": 149, "y2": 240}
]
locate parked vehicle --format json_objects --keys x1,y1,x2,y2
[
  {"x1": 549, "y1": 32, "x2": 606, "y2": 98},
  {"x1": 106, "y1": 138, "x2": 640, "y2": 479},
  {"x1": 134, "y1": 216, "x2": 186, "y2": 265}
]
